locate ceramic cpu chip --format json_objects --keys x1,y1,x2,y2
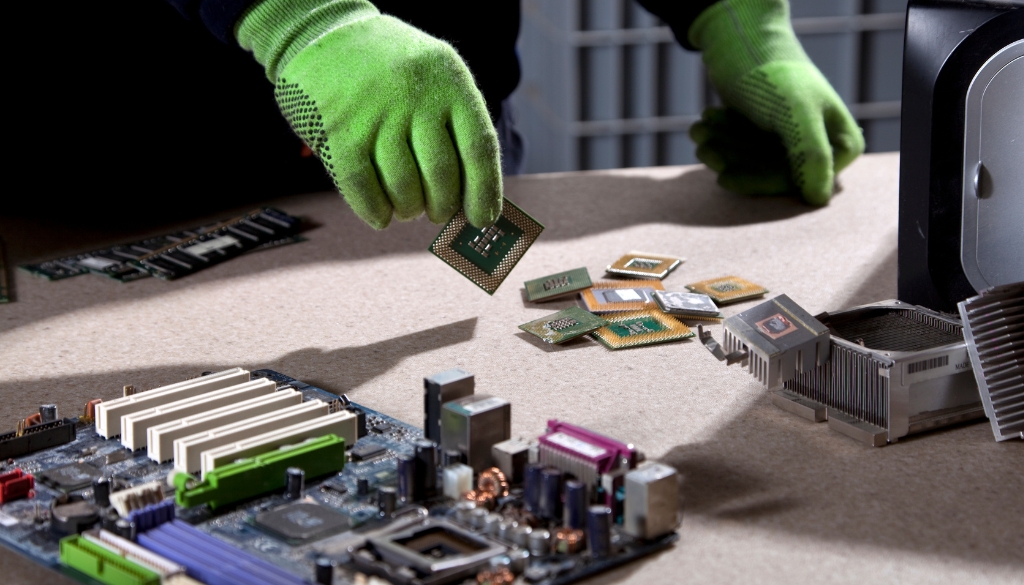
[
  {"x1": 519, "y1": 306, "x2": 609, "y2": 344},
  {"x1": 580, "y1": 280, "x2": 664, "y2": 313},
  {"x1": 592, "y1": 309, "x2": 694, "y2": 349},
  {"x1": 606, "y1": 252, "x2": 683, "y2": 279},
  {"x1": 524, "y1": 267, "x2": 592, "y2": 302},
  {"x1": 653, "y1": 291, "x2": 723, "y2": 321},
  {"x1": 429, "y1": 198, "x2": 544, "y2": 295},
  {"x1": 686, "y1": 276, "x2": 768, "y2": 305}
]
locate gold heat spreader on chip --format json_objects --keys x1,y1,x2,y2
[{"x1": 580, "y1": 280, "x2": 665, "y2": 313}]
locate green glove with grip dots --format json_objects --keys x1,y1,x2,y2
[
  {"x1": 688, "y1": 0, "x2": 865, "y2": 204},
  {"x1": 236, "y1": 0, "x2": 503, "y2": 229}
]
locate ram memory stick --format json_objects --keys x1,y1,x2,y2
[{"x1": 21, "y1": 208, "x2": 304, "y2": 283}]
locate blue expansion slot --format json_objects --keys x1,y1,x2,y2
[{"x1": 137, "y1": 521, "x2": 309, "y2": 585}]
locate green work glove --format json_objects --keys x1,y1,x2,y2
[
  {"x1": 236, "y1": 0, "x2": 503, "y2": 229},
  {"x1": 688, "y1": 0, "x2": 865, "y2": 205}
]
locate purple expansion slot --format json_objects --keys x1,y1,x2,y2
[{"x1": 137, "y1": 520, "x2": 308, "y2": 585}]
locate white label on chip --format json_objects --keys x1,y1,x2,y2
[
  {"x1": 545, "y1": 432, "x2": 607, "y2": 458},
  {"x1": 183, "y1": 235, "x2": 241, "y2": 258},
  {"x1": 615, "y1": 289, "x2": 642, "y2": 301},
  {"x1": 459, "y1": 397, "x2": 508, "y2": 414},
  {"x1": 78, "y1": 257, "x2": 119, "y2": 270},
  {"x1": 0, "y1": 511, "x2": 19, "y2": 527}
]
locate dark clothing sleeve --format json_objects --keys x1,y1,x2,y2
[
  {"x1": 165, "y1": 0, "x2": 256, "y2": 43},
  {"x1": 635, "y1": 0, "x2": 722, "y2": 50}
]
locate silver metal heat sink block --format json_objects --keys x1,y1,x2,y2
[
  {"x1": 958, "y1": 282, "x2": 1024, "y2": 442},
  {"x1": 776, "y1": 300, "x2": 983, "y2": 446}
]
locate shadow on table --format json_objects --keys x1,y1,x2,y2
[
  {"x1": 1, "y1": 167, "x2": 812, "y2": 267},
  {"x1": 0, "y1": 318, "x2": 477, "y2": 425},
  {"x1": 657, "y1": 395, "x2": 1024, "y2": 568}
]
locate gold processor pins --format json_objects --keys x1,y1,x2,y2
[
  {"x1": 685, "y1": 276, "x2": 768, "y2": 305},
  {"x1": 605, "y1": 252, "x2": 683, "y2": 280},
  {"x1": 429, "y1": 198, "x2": 544, "y2": 295},
  {"x1": 591, "y1": 309, "x2": 695, "y2": 349}
]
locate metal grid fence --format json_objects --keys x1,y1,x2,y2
[{"x1": 511, "y1": 0, "x2": 907, "y2": 173}]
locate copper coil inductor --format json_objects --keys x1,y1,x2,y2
[
  {"x1": 554, "y1": 527, "x2": 586, "y2": 554},
  {"x1": 477, "y1": 467, "x2": 509, "y2": 498}
]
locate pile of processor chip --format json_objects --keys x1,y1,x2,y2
[{"x1": 519, "y1": 252, "x2": 768, "y2": 350}]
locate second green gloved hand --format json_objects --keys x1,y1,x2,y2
[
  {"x1": 688, "y1": 0, "x2": 865, "y2": 205},
  {"x1": 236, "y1": 0, "x2": 503, "y2": 229}
]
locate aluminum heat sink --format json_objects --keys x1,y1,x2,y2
[
  {"x1": 958, "y1": 282, "x2": 1024, "y2": 442},
  {"x1": 776, "y1": 300, "x2": 982, "y2": 446}
]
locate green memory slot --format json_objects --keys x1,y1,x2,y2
[
  {"x1": 174, "y1": 433, "x2": 346, "y2": 510},
  {"x1": 60, "y1": 535, "x2": 160, "y2": 585}
]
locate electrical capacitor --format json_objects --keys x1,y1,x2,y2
[
  {"x1": 378, "y1": 486, "x2": 397, "y2": 517},
  {"x1": 414, "y1": 439, "x2": 438, "y2": 499},
  {"x1": 538, "y1": 467, "x2": 563, "y2": 520},
  {"x1": 587, "y1": 506, "x2": 612, "y2": 558},
  {"x1": 39, "y1": 404, "x2": 58, "y2": 424},
  {"x1": 524, "y1": 463, "x2": 544, "y2": 513},
  {"x1": 284, "y1": 467, "x2": 304, "y2": 500},
  {"x1": 397, "y1": 455, "x2": 415, "y2": 501},
  {"x1": 314, "y1": 557, "x2": 333, "y2": 585},
  {"x1": 528, "y1": 529, "x2": 552, "y2": 556},
  {"x1": 564, "y1": 479, "x2": 587, "y2": 529},
  {"x1": 92, "y1": 477, "x2": 110, "y2": 508}
]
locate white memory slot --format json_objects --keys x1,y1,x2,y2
[
  {"x1": 173, "y1": 401, "x2": 329, "y2": 474},
  {"x1": 94, "y1": 368, "x2": 249, "y2": 438},
  {"x1": 147, "y1": 390, "x2": 303, "y2": 463},
  {"x1": 83, "y1": 529, "x2": 185, "y2": 577},
  {"x1": 200, "y1": 410, "x2": 359, "y2": 478},
  {"x1": 121, "y1": 378, "x2": 277, "y2": 451}
]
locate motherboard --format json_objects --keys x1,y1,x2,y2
[{"x1": 0, "y1": 369, "x2": 679, "y2": 585}]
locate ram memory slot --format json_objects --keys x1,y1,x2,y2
[
  {"x1": 174, "y1": 434, "x2": 346, "y2": 510},
  {"x1": 120, "y1": 378, "x2": 276, "y2": 451},
  {"x1": 139, "y1": 521, "x2": 308, "y2": 585},
  {"x1": 199, "y1": 410, "x2": 358, "y2": 478},
  {"x1": 173, "y1": 400, "x2": 328, "y2": 474},
  {"x1": 147, "y1": 390, "x2": 303, "y2": 463},
  {"x1": 95, "y1": 368, "x2": 250, "y2": 438},
  {"x1": 132, "y1": 208, "x2": 301, "y2": 280}
]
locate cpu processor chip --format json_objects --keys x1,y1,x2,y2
[
  {"x1": 580, "y1": 280, "x2": 664, "y2": 313},
  {"x1": 592, "y1": 309, "x2": 694, "y2": 349},
  {"x1": 685, "y1": 276, "x2": 768, "y2": 305},
  {"x1": 429, "y1": 198, "x2": 544, "y2": 295},
  {"x1": 653, "y1": 291, "x2": 724, "y2": 322},
  {"x1": 605, "y1": 252, "x2": 682, "y2": 280},
  {"x1": 524, "y1": 267, "x2": 592, "y2": 302},
  {"x1": 519, "y1": 306, "x2": 609, "y2": 344}
]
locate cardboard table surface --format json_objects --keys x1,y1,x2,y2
[{"x1": 0, "y1": 153, "x2": 1020, "y2": 584}]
